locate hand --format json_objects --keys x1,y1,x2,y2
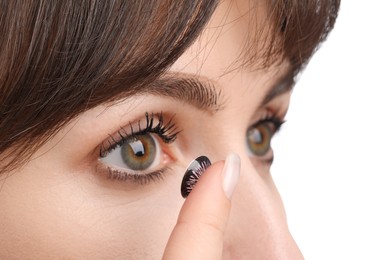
[{"x1": 163, "y1": 154, "x2": 241, "y2": 260}]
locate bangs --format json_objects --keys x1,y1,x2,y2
[
  {"x1": 231, "y1": 0, "x2": 340, "y2": 72},
  {"x1": 271, "y1": 0, "x2": 340, "y2": 71}
]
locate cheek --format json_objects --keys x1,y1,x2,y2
[{"x1": 0, "y1": 162, "x2": 184, "y2": 258}]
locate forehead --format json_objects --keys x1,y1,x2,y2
[
  {"x1": 170, "y1": 0, "x2": 275, "y2": 77},
  {"x1": 170, "y1": 0, "x2": 290, "y2": 100}
]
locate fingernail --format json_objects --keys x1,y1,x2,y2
[
  {"x1": 222, "y1": 153, "x2": 241, "y2": 199},
  {"x1": 181, "y1": 156, "x2": 211, "y2": 198}
]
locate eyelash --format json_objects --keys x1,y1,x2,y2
[
  {"x1": 99, "y1": 112, "x2": 179, "y2": 184},
  {"x1": 100, "y1": 112, "x2": 179, "y2": 157},
  {"x1": 106, "y1": 168, "x2": 168, "y2": 185},
  {"x1": 252, "y1": 116, "x2": 285, "y2": 132}
]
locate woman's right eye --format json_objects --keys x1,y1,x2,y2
[
  {"x1": 98, "y1": 112, "x2": 179, "y2": 184},
  {"x1": 101, "y1": 133, "x2": 161, "y2": 172}
]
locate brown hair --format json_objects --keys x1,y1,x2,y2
[{"x1": 0, "y1": 0, "x2": 340, "y2": 174}]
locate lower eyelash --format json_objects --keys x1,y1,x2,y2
[{"x1": 106, "y1": 167, "x2": 169, "y2": 185}]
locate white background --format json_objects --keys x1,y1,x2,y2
[{"x1": 272, "y1": 1, "x2": 367, "y2": 259}]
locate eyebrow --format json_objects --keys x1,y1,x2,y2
[
  {"x1": 146, "y1": 75, "x2": 223, "y2": 112},
  {"x1": 260, "y1": 69, "x2": 295, "y2": 106},
  {"x1": 141, "y1": 70, "x2": 294, "y2": 112}
]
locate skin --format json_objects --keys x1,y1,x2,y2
[{"x1": 0, "y1": 0, "x2": 303, "y2": 259}]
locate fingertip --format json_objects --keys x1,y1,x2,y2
[
  {"x1": 221, "y1": 153, "x2": 241, "y2": 199},
  {"x1": 181, "y1": 153, "x2": 241, "y2": 201},
  {"x1": 163, "y1": 155, "x2": 238, "y2": 259},
  {"x1": 178, "y1": 157, "x2": 229, "y2": 223}
]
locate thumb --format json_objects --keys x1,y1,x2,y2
[{"x1": 163, "y1": 153, "x2": 241, "y2": 260}]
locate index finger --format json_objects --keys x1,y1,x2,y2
[{"x1": 163, "y1": 153, "x2": 241, "y2": 260}]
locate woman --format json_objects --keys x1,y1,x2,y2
[{"x1": 0, "y1": 0, "x2": 339, "y2": 258}]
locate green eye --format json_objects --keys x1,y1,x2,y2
[
  {"x1": 247, "y1": 121, "x2": 276, "y2": 157},
  {"x1": 101, "y1": 133, "x2": 158, "y2": 172},
  {"x1": 120, "y1": 134, "x2": 157, "y2": 171}
]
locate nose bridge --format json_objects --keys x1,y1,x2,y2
[
  {"x1": 189, "y1": 125, "x2": 303, "y2": 258},
  {"x1": 221, "y1": 153, "x2": 303, "y2": 259},
  {"x1": 190, "y1": 123, "x2": 302, "y2": 258}
]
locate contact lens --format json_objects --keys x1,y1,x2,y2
[{"x1": 181, "y1": 156, "x2": 211, "y2": 198}]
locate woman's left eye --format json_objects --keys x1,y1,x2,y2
[
  {"x1": 101, "y1": 133, "x2": 159, "y2": 172},
  {"x1": 246, "y1": 117, "x2": 283, "y2": 159},
  {"x1": 99, "y1": 112, "x2": 179, "y2": 184}
]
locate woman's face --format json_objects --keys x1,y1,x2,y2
[{"x1": 0, "y1": 0, "x2": 301, "y2": 258}]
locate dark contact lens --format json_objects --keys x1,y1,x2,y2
[{"x1": 181, "y1": 156, "x2": 211, "y2": 198}]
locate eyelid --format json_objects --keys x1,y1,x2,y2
[
  {"x1": 250, "y1": 108, "x2": 284, "y2": 127},
  {"x1": 251, "y1": 117, "x2": 285, "y2": 133}
]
